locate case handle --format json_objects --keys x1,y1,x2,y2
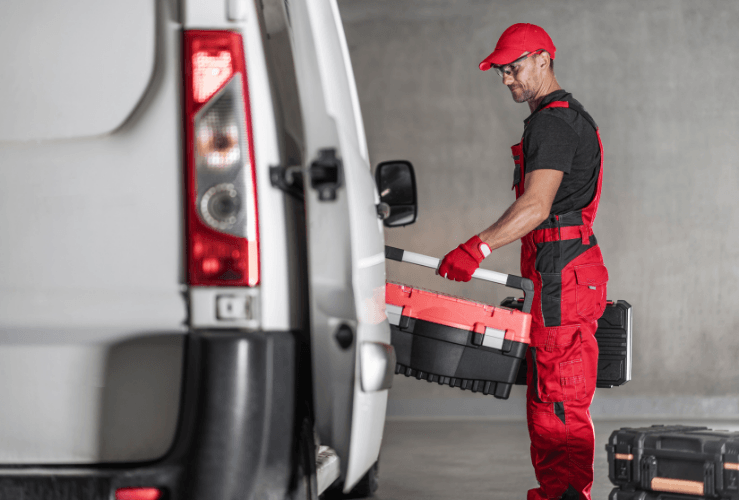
[{"x1": 385, "y1": 246, "x2": 534, "y2": 314}]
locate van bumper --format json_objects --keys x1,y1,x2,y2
[{"x1": 0, "y1": 329, "x2": 300, "y2": 500}]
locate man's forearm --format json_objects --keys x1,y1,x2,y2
[{"x1": 478, "y1": 193, "x2": 549, "y2": 251}]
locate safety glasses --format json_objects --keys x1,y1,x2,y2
[{"x1": 493, "y1": 49, "x2": 544, "y2": 78}]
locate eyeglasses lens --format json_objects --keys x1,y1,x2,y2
[
  {"x1": 494, "y1": 66, "x2": 511, "y2": 78},
  {"x1": 492, "y1": 51, "x2": 541, "y2": 78}
]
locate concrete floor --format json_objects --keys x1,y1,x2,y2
[{"x1": 373, "y1": 419, "x2": 739, "y2": 500}]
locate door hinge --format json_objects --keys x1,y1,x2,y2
[
  {"x1": 309, "y1": 149, "x2": 343, "y2": 202},
  {"x1": 269, "y1": 164, "x2": 304, "y2": 200}
]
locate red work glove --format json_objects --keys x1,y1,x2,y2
[{"x1": 438, "y1": 235, "x2": 491, "y2": 282}]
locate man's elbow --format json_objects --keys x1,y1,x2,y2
[
  {"x1": 519, "y1": 191, "x2": 554, "y2": 226},
  {"x1": 532, "y1": 202, "x2": 551, "y2": 226}
]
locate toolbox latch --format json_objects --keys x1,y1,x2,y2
[
  {"x1": 725, "y1": 454, "x2": 739, "y2": 491},
  {"x1": 398, "y1": 314, "x2": 416, "y2": 332},
  {"x1": 481, "y1": 327, "x2": 506, "y2": 351},
  {"x1": 640, "y1": 455, "x2": 657, "y2": 490},
  {"x1": 614, "y1": 443, "x2": 633, "y2": 482}
]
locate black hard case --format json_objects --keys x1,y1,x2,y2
[
  {"x1": 610, "y1": 488, "x2": 718, "y2": 499},
  {"x1": 500, "y1": 298, "x2": 632, "y2": 388},
  {"x1": 606, "y1": 425, "x2": 739, "y2": 500},
  {"x1": 608, "y1": 488, "x2": 724, "y2": 500},
  {"x1": 391, "y1": 315, "x2": 527, "y2": 400}
]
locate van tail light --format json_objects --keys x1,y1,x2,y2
[
  {"x1": 115, "y1": 488, "x2": 162, "y2": 500},
  {"x1": 183, "y1": 31, "x2": 259, "y2": 286}
]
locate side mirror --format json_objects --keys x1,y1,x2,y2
[{"x1": 375, "y1": 160, "x2": 418, "y2": 227}]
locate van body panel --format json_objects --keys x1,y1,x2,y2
[
  {"x1": 0, "y1": 333, "x2": 184, "y2": 463},
  {"x1": 0, "y1": 0, "x2": 156, "y2": 142},
  {"x1": 0, "y1": 0, "x2": 185, "y2": 463}
]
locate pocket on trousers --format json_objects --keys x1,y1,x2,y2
[
  {"x1": 559, "y1": 357, "x2": 586, "y2": 402},
  {"x1": 531, "y1": 326, "x2": 587, "y2": 402},
  {"x1": 574, "y1": 263, "x2": 608, "y2": 322}
]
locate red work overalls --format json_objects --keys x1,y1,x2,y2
[{"x1": 511, "y1": 100, "x2": 608, "y2": 500}]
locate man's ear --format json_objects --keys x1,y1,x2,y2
[{"x1": 537, "y1": 51, "x2": 551, "y2": 70}]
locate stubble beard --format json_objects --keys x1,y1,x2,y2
[{"x1": 511, "y1": 86, "x2": 536, "y2": 103}]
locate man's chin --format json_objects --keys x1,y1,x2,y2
[{"x1": 510, "y1": 88, "x2": 533, "y2": 103}]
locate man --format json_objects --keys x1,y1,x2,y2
[{"x1": 438, "y1": 23, "x2": 609, "y2": 500}]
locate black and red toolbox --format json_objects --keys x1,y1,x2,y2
[
  {"x1": 501, "y1": 297, "x2": 633, "y2": 388},
  {"x1": 606, "y1": 425, "x2": 739, "y2": 500},
  {"x1": 385, "y1": 246, "x2": 534, "y2": 400}
]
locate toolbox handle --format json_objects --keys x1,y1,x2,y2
[{"x1": 385, "y1": 246, "x2": 535, "y2": 314}]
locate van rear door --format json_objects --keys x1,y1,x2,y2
[{"x1": 288, "y1": 0, "x2": 394, "y2": 491}]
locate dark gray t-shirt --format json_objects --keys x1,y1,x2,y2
[{"x1": 522, "y1": 90, "x2": 600, "y2": 215}]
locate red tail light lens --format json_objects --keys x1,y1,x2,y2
[
  {"x1": 192, "y1": 50, "x2": 233, "y2": 103},
  {"x1": 184, "y1": 31, "x2": 259, "y2": 286},
  {"x1": 115, "y1": 488, "x2": 162, "y2": 500}
]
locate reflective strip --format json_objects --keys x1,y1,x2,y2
[
  {"x1": 385, "y1": 304, "x2": 403, "y2": 326},
  {"x1": 651, "y1": 477, "x2": 704, "y2": 496},
  {"x1": 614, "y1": 453, "x2": 633, "y2": 461},
  {"x1": 482, "y1": 327, "x2": 506, "y2": 350},
  {"x1": 725, "y1": 463, "x2": 739, "y2": 471}
]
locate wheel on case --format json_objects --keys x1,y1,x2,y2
[{"x1": 324, "y1": 461, "x2": 379, "y2": 499}]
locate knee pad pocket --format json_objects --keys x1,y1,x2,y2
[{"x1": 530, "y1": 326, "x2": 587, "y2": 403}]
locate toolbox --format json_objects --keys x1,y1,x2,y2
[
  {"x1": 385, "y1": 246, "x2": 534, "y2": 400},
  {"x1": 500, "y1": 297, "x2": 632, "y2": 388},
  {"x1": 606, "y1": 425, "x2": 739, "y2": 499},
  {"x1": 609, "y1": 489, "x2": 725, "y2": 500}
]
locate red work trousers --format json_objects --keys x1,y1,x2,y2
[
  {"x1": 525, "y1": 321, "x2": 599, "y2": 500},
  {"x1": 521, "y1": 238, "x2": 607, "y2": 500}
]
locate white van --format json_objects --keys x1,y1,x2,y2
[{"x1": 0, "y1": 0, "x2": 417, "y2": 498}]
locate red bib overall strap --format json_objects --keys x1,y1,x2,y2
[{"x1": 510, "y1": 100, "x2": 604, "y2": 242}]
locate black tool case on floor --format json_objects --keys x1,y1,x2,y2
[
  {"x1": 385, "y1": 246, "x2": 534, "y2": 400},
  {"x1": 609, "y1": 488, "x2": 721, "y2": 499},
  {"x1": 608, "y1": 488, "x2": 728, "y2": 500},
  {"x1": 606, "y1": 425, "x2": 739, "y2": 500},
  {"x1": 501, "y1": 297, "x2": 632, "y2": 388}
]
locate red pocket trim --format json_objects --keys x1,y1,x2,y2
[{"x1": 574, "y1": 264, "x2": 608, "y2": 286}]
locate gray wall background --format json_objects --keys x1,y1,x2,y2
[{"x1": 338, "y1": 0, "x2": 739, "y2": 419}]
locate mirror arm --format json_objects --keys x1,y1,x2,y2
[{"x1": 376, "y1": 202, "x2": 391, "y2": 220}]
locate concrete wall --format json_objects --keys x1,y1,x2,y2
[{"x1": 338, "y1": 0, "x2": 739, "y2": 419}]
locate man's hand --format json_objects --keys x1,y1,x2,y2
[{"x1": 438, "y1": 235, "x2": 491, "y2": 282}]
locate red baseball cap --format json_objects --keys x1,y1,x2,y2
[{"x1": 479, "y1": 23, "x2": 556, "y2": 71}]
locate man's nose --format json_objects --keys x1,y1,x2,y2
[{"x1": 502, "y1": 73, "x2": 514, "y2": 85}]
